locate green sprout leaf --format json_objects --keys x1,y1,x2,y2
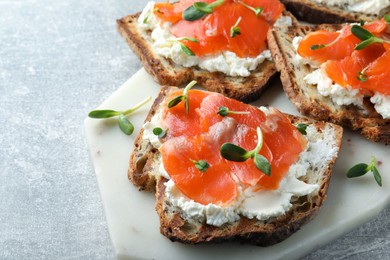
[
  {"x1": 88, "y1": 96, "x2": 151, "y2": 135},
  {"x1": 372, "y1": 166, "x2": 382, "y2": 187},
  {"x1": 310, "y1": 44, "x2": 325, "y2": 50},
  {"x1": 355, "y1": 37, "x2": 383, "y2": 50},
  {"x1": 346, "y1": 157, "x2": 382, "y2": 187},
  {"x1": 350, "y1": 24, "x2": 390, "y2": 50},
  {"x1": 220, "y1": 143, "x2": 250, "y2": 162},
  {"x1": 183, "y1": 0, "x2": 225, "y2": 21},
  {"x1": 168, "y1": 95, "x2": 184, "y2": 108},
  {"x1": 180, "y1": 43, "x2": 195, "y2": 56},
  {"x1": 183, "y1": 6, "x2": 206, "y2": 21},
  {"x1": 296, "y1": 123, "x2": 308, "y2": 135},
  {"x1": 88, "y1": 110, "x2": 121, "y2": 118},
  {"x1": 237, "y1": 1, "x2": 263, "y2": 17},
  {"x1": 118, "y1": 114, "x2": 135, "y2": 135},
  {"x1": 194, "y1": 2, "x2": 214, "y2": 13},
  {"x1": 153, "y1": 127, "x2": 168, "y2": 138},
  {"x1": 167, "y1": 81, "x2": 197, "y2": 114},
  {"x1": 191, "y1": 159, "x2": 210, "y2": 172},
  {"x1": 357, "y1": 71, "x2": 368, "y2": 82},
  {"x1": 230, "y1": 17, "x2": 242, "y2": 38},
  {"x1": 385, "y1": 14, "x2": 390, "y2": 24},
  {"x1": 254, "y1": 154, "x2": 271, "y2": 176},
  {"x1": 347, "y1": 163, "x2": 369, "y2": 178},
  {"x1": 220, "y1": 127, "x2": 271, "y2": 175},
  {"x1": 163, "y1": 37, "x2": 199, "y2": 56},
  {"x1": 351, "y1": 25, "x2": 373, "y2": 41},
  {"x1": 217, "y1": 106, "x2": 250, "y2": 117}
]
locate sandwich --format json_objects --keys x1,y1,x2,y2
[
  {"x1": 117, "y1": 0, "x2": 297, "y2": 102},
  {"x1": 280, "y1": 0, "x2": 390, "y2": 24},
  {"x1": 129, "y1": 84, "x2": 343, "y2": 245},
  {"x1": 267, "y1": 18, "x2": 390, "y2": 144}
]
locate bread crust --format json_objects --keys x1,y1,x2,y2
[
  {"x1": 280, "y1": 0, "x2": 389, "y2": 24},
  {"x1": 267, "y1": 25, "x2": 390, "y2": 144},
  {"x1": 129, "y1": 86, "x2": 343, "y2": 245},
  {"x1": 117, "y1": 12, "x2": 300, "y2": 102}
]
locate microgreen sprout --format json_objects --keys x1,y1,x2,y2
[
  {"x1": 167, "y1": 80, "x2": 197, "y2": 114},
  {"x1": 153, "y1": 127, "x2": 168, "y2": 138},
  {"x1": 164, "y1": 37, "x2": 199, "y2": 56},
  {"x1": 351, "y1": 25, "x2": 390, "y2": 50},
  {"x1": 236, "y1": 1, "x2": 263, "y2": 17},
  {"x1": 88, "y1": 96, "x2": 152, "y2": 135},
  {"x1": 357, "y1": 68, "x2": 368, "y2": 82},
  {"x1": 220, "y1": 127, "x2": 271, "y2": 175},
  {"x1": 183, "y1": 0, "x2": 225, "y2": 21},
  {"x1": 310, "y1": 33, "x2": 343, "y2": 50},
  {"x1": 347, "y1": 157, "x2": 382, "y2": 187},
  {"x1": 295, "y1": 123, "x2": 308, "y2": 135},
  {"x1": 230, "y1": 17, "x2": 242, "y2": 38},
  {"x1": 385, "y1": 14, "x2": 390, "y2": 24},
  {"x1": 191, "y1": 159, "x2": 210, "y2": 172},
  {"x1": 217, "y1": 106, "x2": 250, "y2": 117}
]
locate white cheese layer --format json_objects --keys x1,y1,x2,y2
[
  {"x1": 142, "y1": 109, "x2": 338, "y2": 227},
  {"x1": 371, "y1": 93, "x2": 390, "y2": 119},
  {"x1": 313, "y1": 0, "x2": 390, "y2": 15},
  {"x1": 137, "y1": 1, "x2": 291, "y2": 77},
  {"x1": 304, "y1": 68, "x2": 364, "y2": 107}
]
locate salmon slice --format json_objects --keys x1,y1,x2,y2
[
  {"x1": 243, "y1": 0, "x2": 284, "y2": 24},
  {"x1": 153, "y1": 0, "x2": 283, "y2": 58},
  {"x1": 197, "y1": 92, "x2": 266, "y2": 132},
  {"x1": 205, "y1": 117, "x2": 274, "y2": 187},
  {"x1": 160, "y1": 134, "x2": 238, "y2": 206},
  {"x1": 160, "y1": 89, "x2": 307, "y2": 205},
  {"x1": 161, "y1": 89, "x2": 209, "y2": 138},
  {"x1": 323, "y1": 43, "x2": 387, "y2": 90},
  {"x1": 297, "y1": 19, "x2": 388, "y2": 65},
  {"x1": 153, "y1": 2, "x2": 183, "y2": 24},
  {"x1": 360, "y1": 49, "x2": 390, "y2": 95},
  {"x1": 257, "y1": 108, "x2": 307, "y2": 190},
  {"x1": 297, "y1": 29, "x2": 359, "y2": 65},
  {"x1": 197, "y1": 93, "x2": 306, "y2": 188}
]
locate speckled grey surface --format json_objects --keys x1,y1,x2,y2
[{"x1": 0, "y1": 0, "x2": 389, "y2": 259}]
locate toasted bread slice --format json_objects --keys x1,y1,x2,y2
[
  {"x1": 117, "y1": 10, "x2": 296, "y2": 103},
  {"x1": 129, "y1": 86, "x2": 343, "y2": 245},
  {"x1": 267, "y1": 24, "x2": 390, "y2": 144},
  {"x1": 280, "y1": 0, "x2": 390, "y2": 24}
]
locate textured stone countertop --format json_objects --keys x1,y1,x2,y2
[{"x1": 1, "y1": 0, "x2": 389, "y2": 259}]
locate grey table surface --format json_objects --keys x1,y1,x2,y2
[{"x1": 1, "y1": 0, "x2": 389, "y2": 259}]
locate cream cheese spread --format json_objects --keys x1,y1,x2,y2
[
  {"x1": 138, "y1": 1, "x2": 291, "y2": 77},
  {"x1": 304, "y1": 68, "x2": 364, "y2": 107},
  {"x1": 142, "y1": 108, "x2": 338, "y2": 227},
  {"x1": 313, "y1": 0, "x2": 390, "y2": 15},
  {"x1": 371, "y1": 93, "x2": 390, "y2": 119}
]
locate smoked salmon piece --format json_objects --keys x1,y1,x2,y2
[
  {"x1": 300, "y1": 18, "x2": 390, "y2": 96},
  {"x1": 323, "y1": 43, "x2": 387, "y2": 90},
  {"x1": 159, "y1": 89, "x2": 307, "y2": 205},
  {"x1": 160, "y1": 135, "x2": 238, "y2": 206},
  {"x1": 297, "y1": 19, "x2": 388, "y2": 65},
  {"x1": 153, "y1": 0, "x2": 284, "y2": 57},
  {"x1": 297, "y1": 29, "x2": 359, "y2": 64},
  {"x1": 161, "y1": 89, "x2": 209, "y2": 138}
]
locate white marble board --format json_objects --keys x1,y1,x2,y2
[{"x1": 84, "y1": 68, "x2": 390, "y2": 260}]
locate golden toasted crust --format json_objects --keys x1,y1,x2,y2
[
  {"x1": 267, "y1": 25, "x2": 390, "y2": 144},
  {"x1": 280, "y1": 0, "x2": 389, "y2": 24},
  {"x1": 116, "y1": 12, "x2": 301, "y2": 102},
  {"x1": 129, "y1": 86, "x2": 343, "y2": 245}
]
